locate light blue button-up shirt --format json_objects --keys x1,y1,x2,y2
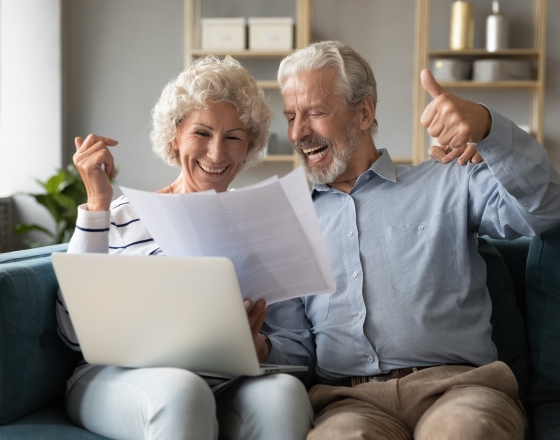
[{"x1": 264, "y1": 109, "x2": 560, "y2": 384}]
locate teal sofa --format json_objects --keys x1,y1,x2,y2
[{"x1": 0, "y1": 223, "x2": 559, "y2": 439}]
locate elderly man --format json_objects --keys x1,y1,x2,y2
[{"x1": 256, "y1": 41, "x2": 560, "y2": 439}]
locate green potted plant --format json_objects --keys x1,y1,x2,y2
[{"x1": 14, "y1": 164, "x2": 116, "y2": 247}]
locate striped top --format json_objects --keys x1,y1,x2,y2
[{"x1": 56, "y1": 195, "x2": 163, "y2": 392}]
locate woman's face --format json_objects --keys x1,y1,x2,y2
[{"x1": 173, "y1": 101, "x2": 251, "y2": 193}]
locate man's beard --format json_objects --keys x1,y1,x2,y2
[{"x1": 293, "y1": 124, "x2": 360, "y2": 184}]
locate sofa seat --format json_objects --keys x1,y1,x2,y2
[{"x1": 0, "y1": 400, "x2": 108, "y2": 440}]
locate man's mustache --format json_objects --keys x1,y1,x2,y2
[{"x1": 293, "y1": 136, "x2": 332, "y2": 149}]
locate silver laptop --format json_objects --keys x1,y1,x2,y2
[{"x1": 51, "y1": 253, "x2": 307, "y2": 378}]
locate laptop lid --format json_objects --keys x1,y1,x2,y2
[{"x1": 52, "y1": 253, "x2": 274, "y2": 377}]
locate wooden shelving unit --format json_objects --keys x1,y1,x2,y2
[
  {"x1": 412, "y1": 0, "x2": 547, "y2": 164},
  {"x1": 184, "y1": 0, "x2": 311, "y2": 170}
]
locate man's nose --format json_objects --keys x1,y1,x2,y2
[{"x1": 291, "y1": 116, "x2": 312, "y2": 143}]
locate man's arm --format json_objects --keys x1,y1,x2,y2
[
  {"x1": 465, "y1": 110, "x2": 560, "y2": 238},
  {"x1": 261, "y1": 297, "x2": 316, "y2": 368},
  {"x1": 420, "y1": 69, "x2": 560, "y2": 238}
]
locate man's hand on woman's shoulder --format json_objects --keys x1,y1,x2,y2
[{"x1": 428, "y1": 143, "x2": 484, "y2": 165}]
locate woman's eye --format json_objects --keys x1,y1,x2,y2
[
  {"x1": 196, "y1": 131, "x2": 210, "y2": 137},
  {"x1": 226, "y1": 136, "x2": 241, "y2": 141}
]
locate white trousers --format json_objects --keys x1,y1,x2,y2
[{"x1": 66, "y1": 366, "x2": 313, "y2": 440}]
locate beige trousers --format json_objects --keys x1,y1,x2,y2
[{"x1": 307, "y1": 361, "x2": 526, "y2": 440}]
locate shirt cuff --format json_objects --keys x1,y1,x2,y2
[
  {"x1": 475, "y1": 106, "x2": 514, "y2": 167},
  {"x1": 75, "y1": 204, "x2": 111, "y2": 231}
]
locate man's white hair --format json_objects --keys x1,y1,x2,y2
[
  {"x1": 278, "y1": 40, "x2": 378, "y2": 136},
  {"x1": 151, "y1": 55, "x2": 271, "y2": 169}
]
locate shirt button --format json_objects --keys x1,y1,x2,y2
[
  {"x1": 358, "y1": 312, "x2": 362, "y2": 319},
  {"x1": 418, "y1": 225, "x2": 424, "y2": 231},
  {"x1": 482, "y1": 148, "x2": 489, "y2": 153},
  {"x1": 347, "y1": 195, "x2": 351, "y2": 201},
  {"x1": 352, "y1": 271, "x2": 358, "y2": 278},
  {"x1": 365, "y1": 174, "x2": 371, "y2": 180},
  {"x1": 348, "y1": 231, "x2": 353, "y2": 237},
  {"x1": 367, "y1": 355, "x2": 374, "y2": 363}
]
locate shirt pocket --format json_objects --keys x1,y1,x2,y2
[{"x1": 384, "y1": 212, "x2": 459, "y2": 293}]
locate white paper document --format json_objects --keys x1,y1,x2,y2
[{"x1": 120, "y1": 167, "x2": 335, "y2": 304}]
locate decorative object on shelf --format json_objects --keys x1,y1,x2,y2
[
  {"x1": 450, "y1": 1, "x2": 475, "y2": 51},
  {"x1": 201, "y1": 17, "x2": 246, "y2": 51},
  {"x1": 264, "y1": 133, "x2": 292, "y2": 155},
  {"x1": 486, "y1": 1, "x2": 509, "y2": 52},
  {"x1": 431, "y1": 58, "x2": 472, "y2": 81},
  {"x1": 248, "y1": 17, "x2": 294, "y2": 51},
  {"x1": 472, "y1": 59, "x2": 532, "y2": 82}
]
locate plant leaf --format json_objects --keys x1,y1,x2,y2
[
  {"x1": 13, "y1": 223, "x2": 55, "y2": 239},
  {"x1": 44, "y1": 170, "x2": 67, "y2": 194}
]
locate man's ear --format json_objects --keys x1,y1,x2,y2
[{"x1": 359, "y1": 96, "x2": 375, "y2": 131}]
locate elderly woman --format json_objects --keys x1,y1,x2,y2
[{"x1": 56, "y1": 56, "x2": 313, "y2": 440}]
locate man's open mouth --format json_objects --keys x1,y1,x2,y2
[{"x1": 302, "y1": 145, "x2": 328, "y2": 161}]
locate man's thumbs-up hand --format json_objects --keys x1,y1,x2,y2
[{"x1": 420, "y1": 69, "x2": 492, "y2": 148}]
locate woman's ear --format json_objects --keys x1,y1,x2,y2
[{"x1": 359, "y1": 96, "x2": 375, "y2": 131}]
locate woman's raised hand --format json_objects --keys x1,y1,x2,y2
[{"x1": 73, "y1": 134, "x2": 118, "y2": 212}]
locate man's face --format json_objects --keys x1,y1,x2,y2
[{"x1": 283, "y1": 69, "x2": 362, "y2": 184}]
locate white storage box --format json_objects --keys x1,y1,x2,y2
[
  {"x1": 201, "y1": 18, "x2": 246, "y2": 51},
  {"x1": 248, "y1": 17, "x2": 294, "y2": 51}
]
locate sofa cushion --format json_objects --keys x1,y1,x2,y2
[
  {"x1": 526, "y1": 222, "x2": 560, "y2": 407},
  {"x1": 0, "y1": 400, "x2": 109, "y2": 439},
  {"x1": 533, "y1": 402, "x2": 560, "y2": 440},
  {"x1": 478, "y1": 237, "x2": 531, "y2": 401},
  {"x1": 0, "y1": 244, "x2": 80, "y2": 425}
]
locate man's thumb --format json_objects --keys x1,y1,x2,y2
[{"x1": 421, "y1": 69, "x2": 445, "y2": 99}]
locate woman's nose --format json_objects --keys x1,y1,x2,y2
[{"x1": 207, "y1": 137, "x2": 226, "y2": 162}]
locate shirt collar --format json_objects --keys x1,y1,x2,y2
[{"x1": 311, "y1": 148, "x2": 397, "y2": 194}]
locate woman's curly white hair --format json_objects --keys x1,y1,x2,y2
[{"x1": 150, "y1": 55, "x2": 271, "y2": 169}]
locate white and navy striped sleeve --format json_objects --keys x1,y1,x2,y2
[{"x1": 56, "y1": 204, "x2": 111, "y2": 351}]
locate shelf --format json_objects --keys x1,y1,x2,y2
[
  {"x1": 191, "y1": 49, "x2": 294, "y2": 59},
  {"x1": 429, "y1": 49, "x2": 540, "y2": 59},
  {"x1": 263, "y1": 154, "x2": 298, "y2": 163},
  {"x1": 413, "y1": 0, "x2": 547, "y2": 164},
  {"x1": 185, "y1": 0, "x2": 312, "y2": 173},
  {"x1": 392, "y1": 157, "x2": 413, "y2": 165},
  {"x1": 438, "y1": 81, "x2": 539, "y2": 89},
  {"x1": 257, "y1": 80, "x2": 280, "y2": 89}
]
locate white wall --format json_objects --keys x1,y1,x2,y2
[{"x1": 0, "y1": 0, "x2": 61, "y2": 244}]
